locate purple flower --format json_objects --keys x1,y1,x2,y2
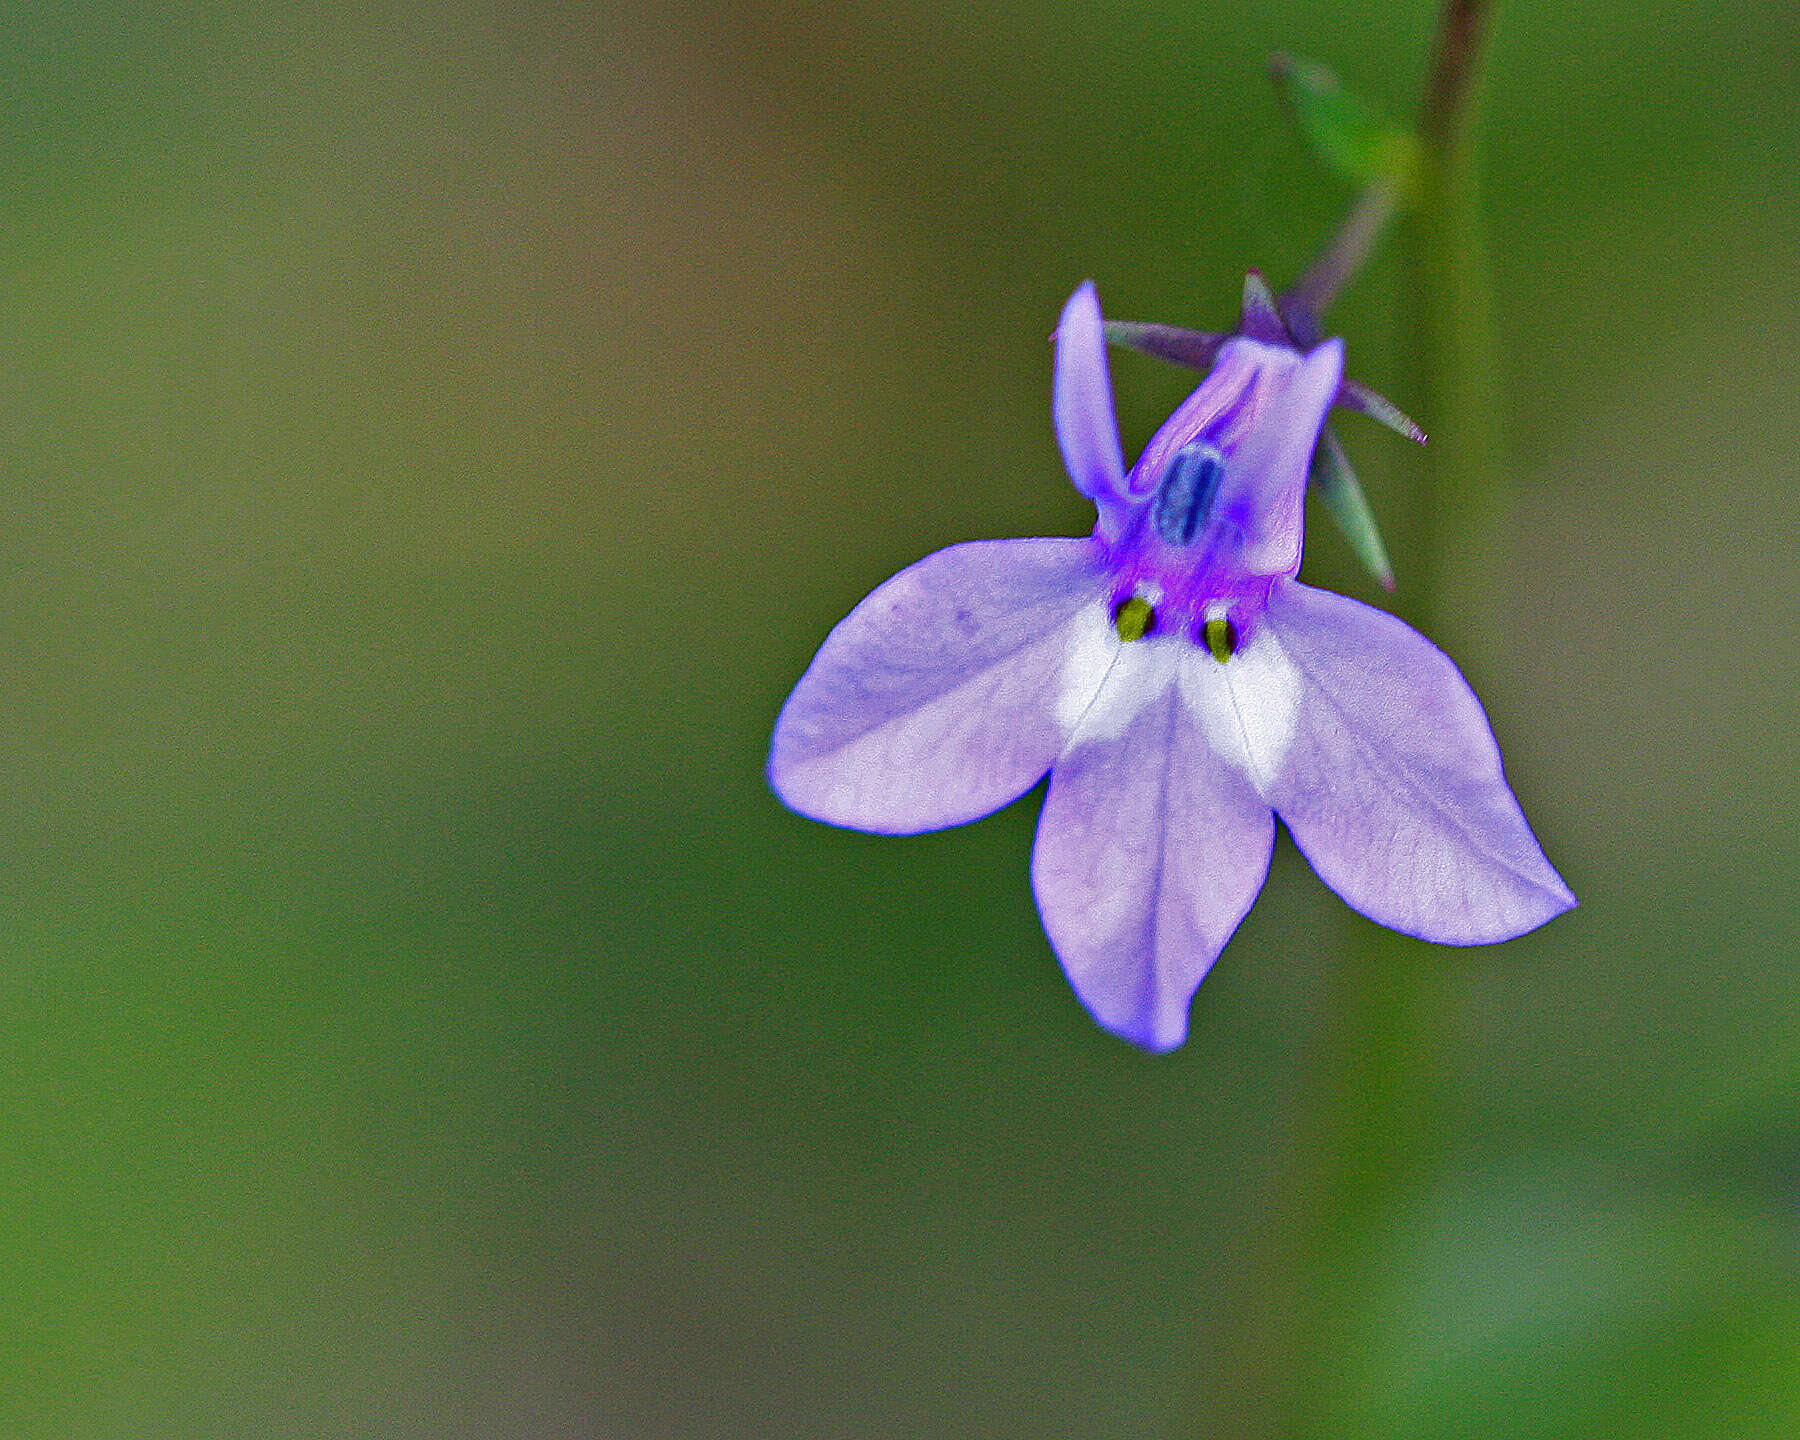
[{"x1": 770, "y1": 280, "x2": 1575, "y2": 1051}]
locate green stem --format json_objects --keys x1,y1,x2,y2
[
  {"x1": 1307, "y1": 0, "x2": 1507, "y2": 1423},
  {"x1": 1201, "y1": 7, "x2": 1505, "y2": 1436},
  {"x1": 1411, "y1": 0, "x2": 1505, "y2": 648}
]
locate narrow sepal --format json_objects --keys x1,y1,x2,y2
[
  {"x1": 1238, "y1": 271, "x2": 1292, "y2": 345},
  {"x1": 1336, "y1": 378, "x2": 1427, "y2": 444},
  {"x1": 1311, "y1": 426, "x2": 1396, "y2": 591},
  {"x1": 1103, "y1": 320, "x2": 1228, "y2": 373},
  {"x1": 1269, "y1": 52, "x2": 1423, "y2": 198}
]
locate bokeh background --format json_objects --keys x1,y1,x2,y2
[{"x1": 6, "y1": 2, "x2": 1800, "y2": 1435}]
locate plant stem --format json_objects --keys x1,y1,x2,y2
[
  {"x1": 1411, "y1": 0, "x2": 1504, "y2": 648},
  {"x1": 1202, "y1": 6, "x2": 1505, "y2": 1436},
  {"x1": 1419, "y1": 0, "x2": 1496, "y2": 156},
  {"x1": 1306, "y1": 0, "x2": 1506, "y2": 1414}
]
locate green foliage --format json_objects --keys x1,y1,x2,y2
[
  {"x1": 1327, "y1": 1175, "x2": 1800, "y2": 1440},
  {"x1": 1272, "y1": 52, "x2": 1423, "y2": 200}
]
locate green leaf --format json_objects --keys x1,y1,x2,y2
[{"x1": 1270, "y1": 53, "x2": 1422, "y2": 200}]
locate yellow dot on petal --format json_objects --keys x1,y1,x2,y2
[
  {"x1": 1113, "y1": 596, "x2": 1155, "y2": 642},
  {"x1": 1203, "y1": 616, "x2": 1237, "y2": 662}
]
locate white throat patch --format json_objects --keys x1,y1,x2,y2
[{"x1": 1056, "y1": 598, "x2": 1302, "y2": 791}]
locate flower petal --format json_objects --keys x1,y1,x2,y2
[
  {"x1": 1053, "y1": 282, "x2": 1133, "y2": 542},
  {"x1": 1032, "y1": 652, "x2": 1276, "y2": 1051},
  {"x1": 1127, "y1": 339, "x2": 1276, "y2": 499},
  {"x1": 1223, "y1": 338, "x2": 1344, "y2": 578},
  {"x1": 1256, "y1": 583, "x2": 1577, "y2": 942},
  {"x1": 771, "y1": 537, "x2": 1105, "y2": 834}
]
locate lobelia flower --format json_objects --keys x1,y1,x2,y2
[{"x1": 769, "y1": 278, "x2": 1575, "y2": 1052}]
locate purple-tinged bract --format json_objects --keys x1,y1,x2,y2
[{"x1": 770, "y1": 280, "x2": 1575, "y2": 1052}]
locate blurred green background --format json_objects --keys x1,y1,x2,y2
[{"x1": 5, "y1": 2, "x2": 1800, "y2": 1435}]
